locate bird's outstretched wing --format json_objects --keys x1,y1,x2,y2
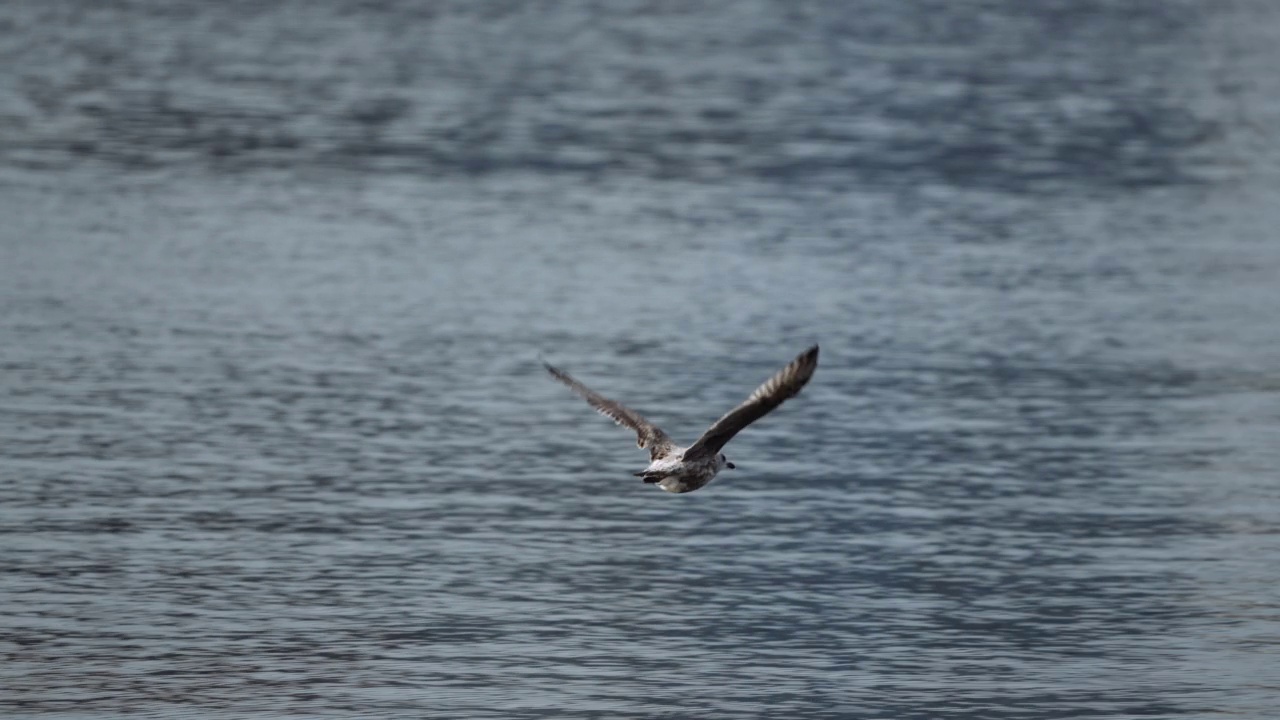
[
  {"x1": 544, "y1": 362, "x2": 678, "y2": 461},
  {"x1": 683, "y1": 345, "x2": 819, "y2": 462}
]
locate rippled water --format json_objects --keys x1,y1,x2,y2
[{"x1": 3, "y1": 2, "x2": 1279, "y2": 718}]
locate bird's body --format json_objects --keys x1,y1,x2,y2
[
  {"x1": 632, "y1": 450, "x2": 731, "y2": 494},
  {"x1": 544, "y1": 345, "x2": 819, "y2": 493}
]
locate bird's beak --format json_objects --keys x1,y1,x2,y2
[{"x1": 726, "y1": 462, "x2": 736, "y2": 469}]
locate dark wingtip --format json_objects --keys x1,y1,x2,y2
[
  {"x1": 544, "y1": 361, "x2": 584, "y2": 393},
  {"x1": 805, "y1": 344, "x2": 819, "y2": 363},
  {"x1": 543, "y1": 361, "x2": 573, "y2": 386}
]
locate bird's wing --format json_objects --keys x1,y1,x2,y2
[
  {"x1": 544, "y1": 362, "x2": 678, "y2": 461},
  {"x1": 683, "y1": 345, "x2": 819, "y2": 462}
]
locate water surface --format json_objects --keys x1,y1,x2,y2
[{"x1": 2, "y1": 2, "x2": 1279, "y2": 718}]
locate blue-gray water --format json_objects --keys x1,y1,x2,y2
[{"x1": 3, "y1": 2, "x2": 1279, "y2": 718}]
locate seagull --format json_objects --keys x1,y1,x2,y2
[{"x1": 544, "y1": 345, "x2": 819, "y2": 493}]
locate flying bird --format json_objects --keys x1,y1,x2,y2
[{"x1": 544, "y1": 345, "x2": 819, "y2": 493}]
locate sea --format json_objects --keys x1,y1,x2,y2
[{"x1": 2, "y1": 1, "x2": 1278, "y2": 718}]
